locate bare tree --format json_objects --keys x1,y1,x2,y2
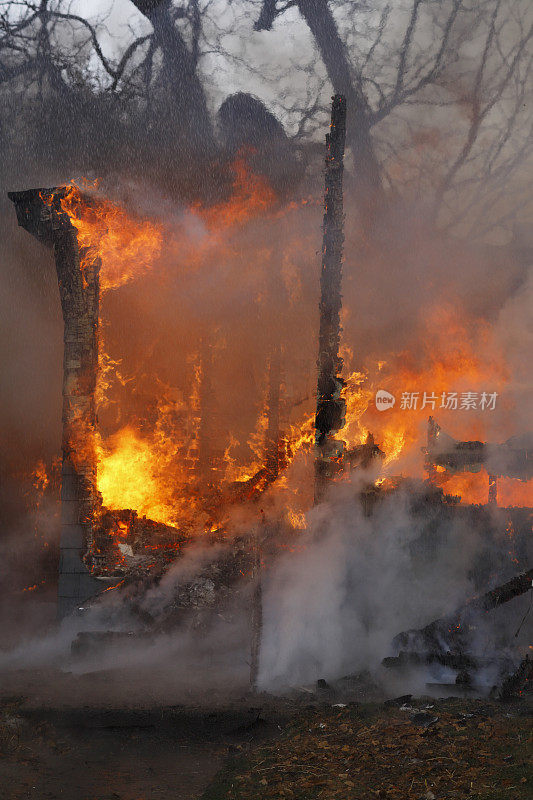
[
  {"x1": 255, "y1": 0, "x2": 385, "y2": 224},
  {"x1": 0, "y1": 0, "x2": 216, "y2": 182},
  {"x1": 130, "y1": 0, "x2": 215, "y2": 153},
  {"x1": 0, "y1": 0, "x2": 531, "y2": 238},
  {"x1": 253, "y1": 0, "x2": 533, "y2": 238}
]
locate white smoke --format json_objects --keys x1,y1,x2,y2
[{"x1": 258, "y1": 476, "x2": 488, "y2": 690}]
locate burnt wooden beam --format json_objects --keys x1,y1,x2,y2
[
  {"x1": 424, "y1": 417, "x2": 533, "y2": 483},
  {"x1": 498, "y1": 655, "x2": 533, "y2": 700},
  {"x1": 314, "y1": 94, "x2": 347, "y2": 503},
  {"x1": 393, "y1": 567, "x2": 533, "y2": 654}
]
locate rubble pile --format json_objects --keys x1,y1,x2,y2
[{"x1": 89, "y1": 508, "x2": 188, "y2": 577}]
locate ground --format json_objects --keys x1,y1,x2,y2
[
  {"x1": 1, "y1": 694, "x2": 531, "y2": 800},
  {"x1": 0, "y1": 701, "x2": 261, "y2": 800},
  {"x1": 201, "y1": 697, "x2": 533, "y2": 800}
]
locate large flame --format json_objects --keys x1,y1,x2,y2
[
  {"x1": 283, "y1": 305, "x2": 530, "y2": 507},
  {"x1": 60, "y1": 161, "x2": 282, "y2": 532},
  {"x1": 60, "y1": 180, "x2": 163, "y2": 291},
  {"x1": 57, "y1": 162, "x2": 530, "y2": 557}
]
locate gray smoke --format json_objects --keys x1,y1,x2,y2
[{"x1": 258, "y1": 472, "x2": 531, "y2": 691}]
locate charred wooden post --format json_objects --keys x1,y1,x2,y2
[
  {"x1": 346, "y1": 432, "x2": 385, "y2": 471},
  {"x1": 424, "y1": 419, "x2": 532, "y2": 489},
  {"x1": 488, "y1": 474, "x2": 498, "y2": 504},
  {"x1": 264, "y1": 345, "x2": 283, "y2": 482},
  {"x1": 9, "y1": 188, "x2": 103, "y2": 617},
  {"x1": 314, "y1": 95, "x2": 347, "y2": 503}
]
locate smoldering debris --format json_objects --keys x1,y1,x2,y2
[
  {"x1": 0, "y1": 470, "x2": 531, "y2": 708},
  {"x1": 256, "y1": 477, "x2": 533, "y2": 696}
]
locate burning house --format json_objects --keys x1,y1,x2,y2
[
  {"x1": 2, "y1": 4, "x2": 533, "y2": 798},
  {"x1": 6, "y1": 93, "x2": 532, "y2": 698},
  {"x1": 425, "y1": 415, "x2": 533, "y2": 505}
]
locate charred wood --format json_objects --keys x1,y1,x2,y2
[
  {"x1": 314, "y1": 94, "x2": 347, "y2": 503},
  {"x1": 424, "y1": 417, "x2": 533, "y2": 483},
  {"x1": 8, "y1": 188, "x2": 105, "y2": 617},
  {"x1": 498, "y1": 655, "x2": 533, "y2": 700},
  {"x1": 393, "y1": 568, "x2": 533, "y2": 654}
]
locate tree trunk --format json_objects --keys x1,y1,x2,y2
[
  {"x1": 297, "y1": 0, "x2": 386, "y2": 224},
  {"x1": 131, "y1": 0, "x2": 215, "y2": 156}
]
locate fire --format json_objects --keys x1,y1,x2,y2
[
  {"x1": 344, "y1": 306, "x2": 509, "y2": 472},
  {"x1": 287, "y1": 412, "x2": 315, "y2": 457},
  {"x1": 58, "y1": 159, "x2": 282, "y2": 539},
  {"x1": 200, "y1": 154, "x2": 277, "y2": 231},
  {"x1": 60, "y1": 180, "x2": 163, "y2": 291},
  {"x1": 440, "y1": 472, "x2": 532, "y2": 507},
  {"x1": 96, "y1": 427, "x2": 178, "y2": 527},
  {"x1": 31, "y1": 460, "x2": 49, "y2": 493},
  {"x1": 342, "y1": 370, "x2": 373, "y2": 448},
  {"x1": 381, "y1": 428, "x2": 406, "y2": 466},
  {"x1": 53, "y1": 158, "x2": 529, "y2": 563},
  {"x1": 286, "y1": 509, "x2": 307, "y2": 530},
  {"x1": 223, "y1": 401, "x2": 269, "y2": 484},
  {"x1": 95, "y1": 384, "x2": 205, "y2": 529},
  {"x1": 277, "y1": 303, "x2": 531, "y2": 508},
  {"x1": 497, "y1": 478, "x2": 533, "y2": 508}
]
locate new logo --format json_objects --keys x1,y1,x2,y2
[{"x1": 375, "y1": 389, "x2": 395, "y2": 411}]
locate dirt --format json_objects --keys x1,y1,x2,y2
[
  {"x1": 1, "y1": 671, "x2": 531, "y2": 800},
  {"x1": 0, "y1": 702, "x2": 281, "y2": 800},
  {"x1": 3, "y1": 695, "x2": 532, "y2": 800}
]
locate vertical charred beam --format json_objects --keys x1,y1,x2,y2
[
  {"x1": 488, "y1": 474, "x2": 498, "y2": 505},
  {"x1": 314, "y1": 95, "x2": 347, "y2": 503},
  {"x1": 425, "y1": 415, "x2": 440, "y2": 483},
  {"x1": 8, "y1": 188, "x2": 102, "y2": 617},
  {"x1": 264, "y1": 345, "x2": 282, "y2": 482}
]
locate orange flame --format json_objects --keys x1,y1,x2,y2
[
  {"x1": 60, "y1": 180, "x2": 163, "y2": 292},
  {"x1": 58, "y1": 161, "x2": 281, "y2": 538},
  {"x1": 53, "y1": 162, "x2": 530, "y2": 562}
]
